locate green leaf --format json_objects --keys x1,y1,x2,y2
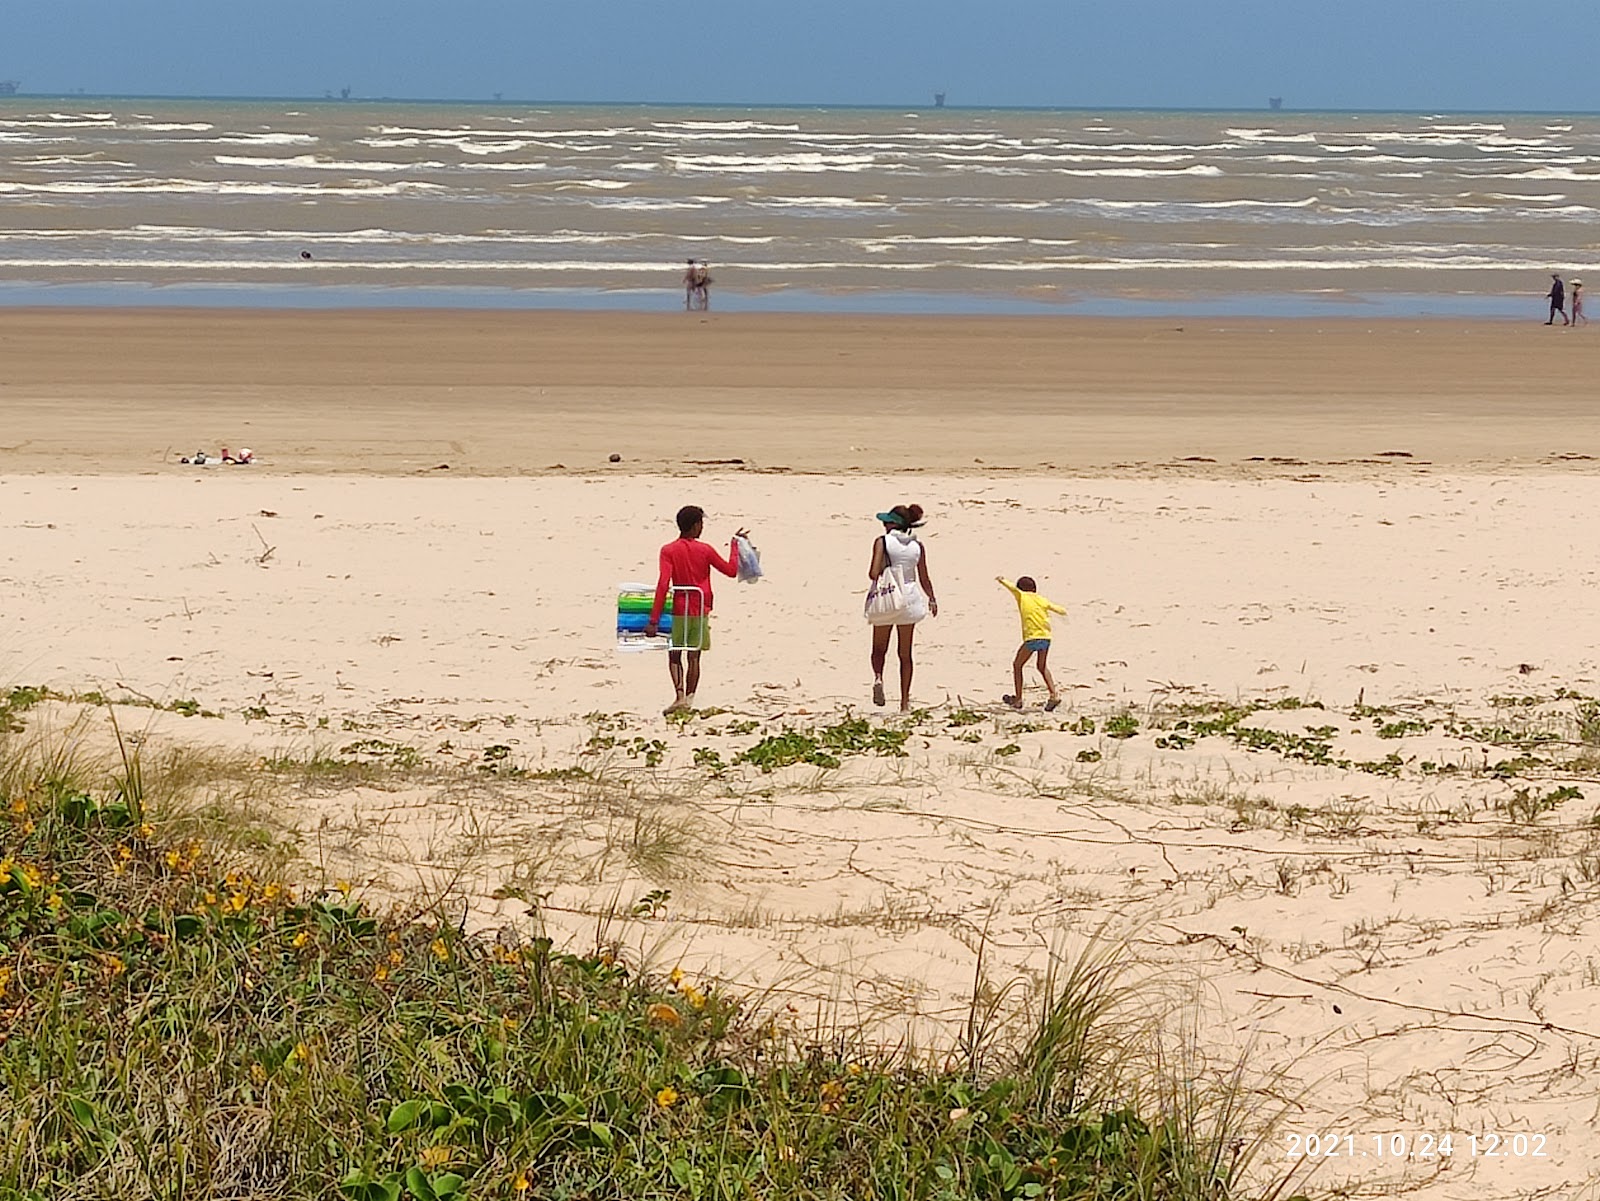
[
  {"x1": 387, "y1": 1099, "x2": 427, "y2": 1134},
  {"x1": 403, "y1": 1167, "x2": 435, "y2": 1201},
  {"x1": 65, "y1": 1096, "x2": 96, "y2": 1131},
  {"x1": 429, "y1": 1174, "x2": 465, "y2": 1198},
  {"x1": 338, "y1": 1172, "x2": 401, "y2": 1201},
  {"x1": 586, "y1": 1120, "x2": 614, "y2": 1148},
  {"x1": 172, "y1": 913, "x2": 203, "y2": 940}
]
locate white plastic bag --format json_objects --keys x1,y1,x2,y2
[{"x1": 734, "y1": 533, "x2": 763, "y2": 583}]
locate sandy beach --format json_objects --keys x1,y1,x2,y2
[
  {"x1": 2, "y1": 309, "x2": 1598, "y2": 475},
  {"x1": 5, "y1": 309, "x2": 1600, "y2": 1198}
]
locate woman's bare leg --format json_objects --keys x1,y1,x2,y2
[
  {"x1": 896, "y1": 623, "x2": 916, "y2": 711},
  {"x1": 871, "y1": 624, "x2": 893, "y2": 705}
]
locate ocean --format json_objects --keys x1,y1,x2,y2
[{"x1": 0, "y1": 98, "x2": 1594, "y2": 315}]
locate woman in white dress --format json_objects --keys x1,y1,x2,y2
[{"x1": 867, "y1": 503, "x2": 939, "y2": 711}]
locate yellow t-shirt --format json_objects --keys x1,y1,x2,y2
[{"x1": 1000, "y1": 579, "x2": 1067, "y2": 642}]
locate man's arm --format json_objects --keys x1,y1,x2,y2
[
  {"x1": 1047, "y1": 601, "x2": 1069, "y2": 616},
  {"x1": 710, "y1": 528, "x2": 751, "y2": 578},
  {"x1": 647, "y1": 544, "x2": 673, "y2": 632},
  {"x1": 996, "y1": 576, "x2": 1021, "y2": 597}
]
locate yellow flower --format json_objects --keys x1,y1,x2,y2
[
  {"x1": 417, "y1": 1145, "x2": 454, "y2": 1169},
  {"x1": 103, "y1": 955, "x2": 125, "y2": 978},
  {"x1": 228, "y1": 891, "x2": 249, "y2": 913},
  {"x1": 335, "y1": 879, "x2": 351, "y2": 895},
  {"x1": 0, "y1": 965, "x2": 12, "y2": 998},
  {"x1": 513, "y1": 1172, "x2": 531, "y2": 1193},
  {"x1": 288, "y1": 1042, "x2": 311, "y2": 1065},
  {"x1": 19, "y1": 820, "x2": 33, "y2": 836},
  {"x1": 846, "y1": 1062, "x2": 863, "y2": 1076},
  {"x1": 292, "y1": 931, "x2": 310, "y2": 949},
  {"x1": 9, "y1": 796, "x2": 27, "y2": 816},
  {"x1": 260, "y1": 882, "x2": 282, "y2": 902},
  {"x1": 388, "y1": 949, "x2": 403, "y2": 967},
  {"x1": 373, "y1": 964, "x2": 390, "y2": 982},
  {"x1": 18, "y1": 865, "x2": 41, "y2": 889},
  {"x1": 249, "y1": 1062, "x2": 267, "y2": 1085},
  {"x1": 117, "y1": 845, "x2": 133, "y2": 861},
  {"x1": 165, "y1": 850, "x2": 182, "y2": 870},
  {"x1": 430, "y1": 938, "x2": 449, "y2": 961},
  {"x1": 137, "y1": 823, "x2": 154, "y2": 839},
  {"x1": 819, "y1": 1080, "x2": 845, "y2": 1113},
  {"x1": 668, "y1": 966, "x2": 685, "y2": 986},
  {"x1": 204, "y1": 892, "x2": 218, "y2": 906},
  {"x1": 501, "y1": 1016, "x2": 520, "y2": 1031},
  {"x1": 655, "y1": 1086, "x2": 679, "y2": 1108},
  {"x1": 646, "y1": 1002, "x2": 682, "y2": 1028},
  {"x1": 682, "y1": 985, "x2": 707, "y2": 1011}
]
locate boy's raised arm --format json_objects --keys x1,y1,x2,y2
[{"x1": 996, "y1": 576, "x2": 1020, "y2": 596}]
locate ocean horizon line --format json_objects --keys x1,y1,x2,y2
[{"x1": 7, "y1": 92, "x2": 1600, "y2": 119}]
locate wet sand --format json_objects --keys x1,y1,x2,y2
[{"x1": 0, "y1": 309, "x2": 1595, "y2": 475}]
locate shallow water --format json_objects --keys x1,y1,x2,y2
[{"x1": 0, "y1": 98, "x2": 1592, "y2": 312}]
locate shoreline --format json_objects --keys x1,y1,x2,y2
[
  {"x1": 0, "y1": 282, "x2": 1550, "y2": 320},
  {"x1": 1, "y1": 308, "x2": 1595, "y2": 478}
]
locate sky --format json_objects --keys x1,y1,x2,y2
[{"x1": 8, "y1": 1, "x2": 1600, "y2": 111}]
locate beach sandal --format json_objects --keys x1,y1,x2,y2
[
  {"x1": 663, "y1": 695, "x2": 689, "y2": 716},
  {"x1": 872, "y1": 679, "x2": 886, "y2": 707},
  {"x1": 1044, "y1": 697, "x2": 1061, "y2": 712},
  {"x1": 1003, "y1": 694, "x2": 1023, "y2": 710}
]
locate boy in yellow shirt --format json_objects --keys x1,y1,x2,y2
[{"x1": 997, "y1": 575, "x2": 1067, "y2": 711}]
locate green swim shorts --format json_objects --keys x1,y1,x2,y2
[{"x1": 670, "y1": 615, "x2": 710, "y2": 652}]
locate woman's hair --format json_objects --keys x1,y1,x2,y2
[{"x1": 884, "y1": 503, "x2": 924, "y2": 530}]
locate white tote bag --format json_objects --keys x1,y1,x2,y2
[{"x1": 864, "y1": 539, "x2": 908, "y2": 625}]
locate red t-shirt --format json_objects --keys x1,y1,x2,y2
[{"x1": 650, "y1": 536, "x2": 739, "y2": 622}]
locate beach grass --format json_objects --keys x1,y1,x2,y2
[{"x1": 0, "y1": 719, "x2": 1304, "y2": 1201}]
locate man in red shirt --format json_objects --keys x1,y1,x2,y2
[{"x1": 645, "y1": 505, "x2": 748, "y2": 714}]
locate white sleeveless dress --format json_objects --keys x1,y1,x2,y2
[{"x1": 881, "y1": 531, "x2": 928, "y2": 624}]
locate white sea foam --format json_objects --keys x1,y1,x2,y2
[
  {"x1": 214, "y1": 154, "x2": 439, "y2": 173},
  {"x1": 216, "y1": 132, "x2": 317, "y2": 146}
]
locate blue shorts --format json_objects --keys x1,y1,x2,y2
[{"x1": 1023, "y1": 638, "x2": 1051, "y2": 654}]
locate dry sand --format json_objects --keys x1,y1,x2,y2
[{"x1": 5, "y1": 310, "x2": 1600, "y2": 1198}]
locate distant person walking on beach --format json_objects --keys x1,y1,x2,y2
[
  {"x1": 1571, "y1": 278, "x2": 1586, "y2": 326},
  {"x1": 645, "y1": 505, "x2": 748, "y2": 714},
  {"x1": 865, "y1": 504, "x2": 938, "y2": 712},
  {"x1": 996, "y1": 575, "x2": 1067, "y2": 711},
  {"x1": 1547, "y1": 273, "x2": 1569, "y2": 325},
  {"x1": 682, "y1": 259, "x2": 712, "y2": 311}
]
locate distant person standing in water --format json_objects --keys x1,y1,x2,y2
[
  {"x1": 683, "y1": 259, "x2": 700, "y2": 310},
  {"x1": 1570, "y1": 278, "x2": 1586, "y2": 326},
  {"x1": 693, "y1": 260, "x2": 712, "y2": 309},
  {"x1": 1547, "y1": 273, "x2": 1569, "y2": 325}
]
